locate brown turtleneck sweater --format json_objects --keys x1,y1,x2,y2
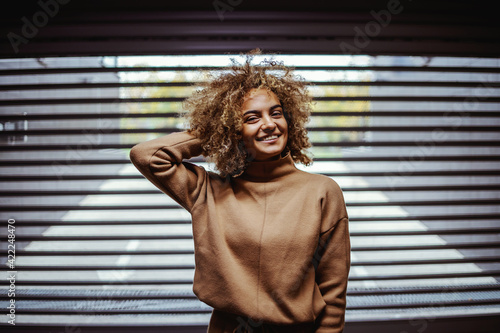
[{"x1": 130, "y1": 132, "x2": 350, "y2": 332}]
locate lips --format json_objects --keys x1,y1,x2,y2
[{"x1": 256, "y1": 134, "x2": 280, "y2": 142}]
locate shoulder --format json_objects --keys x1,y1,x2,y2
[
  {"x1": 295, "y1": 168, "x2": 343, "y2": 194},
  {"x1": 294, "y1": 169, "x2": 347, "y2": 223}
]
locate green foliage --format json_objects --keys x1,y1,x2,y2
[
  {"x1": 308, "y1": 84, "x2": 371, "y2": 157},
  {"x1": 120, "y1": 68, "x2": 195, "y2": 144}
]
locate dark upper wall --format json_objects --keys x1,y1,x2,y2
[
  {"x1": 1, "y1": 0, "x2": 499, "y2": 57},
  {"x1": 1, "y1": 0, "x2": 495, "y2": 15}
]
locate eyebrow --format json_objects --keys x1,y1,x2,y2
[{"x1": 242, "y1": 104, "x2": 283, "y2": 117}]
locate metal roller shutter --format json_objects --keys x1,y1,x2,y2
[{"x1": 0, "y1": 2, "x2": 499, "y2": 332}]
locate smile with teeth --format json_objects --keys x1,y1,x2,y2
[{"x1": 257, "y1": 134, "x2": 280, "y2": 142}]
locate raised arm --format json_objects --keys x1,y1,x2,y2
[
  {"x1": 314, "y1": 182, "x2": 351, "y2": 332},
  {"x1": 129, "y1": 131, "x2": 206, "y2": 212}
]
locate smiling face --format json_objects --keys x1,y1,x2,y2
[{"x1": 240, "y1": 88, "x2": 288, "y2": 161}]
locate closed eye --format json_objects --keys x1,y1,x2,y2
[{"x1": 245, "y1": 116, "x2": 259, "y2": 123}]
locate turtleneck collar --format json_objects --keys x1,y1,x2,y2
[{"x1": 239, "y1": 153, "x2": 297, "y2": 181}]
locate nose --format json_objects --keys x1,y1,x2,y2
[{"x1": 261, "y1": 115, "x2": 276, "y2": 132}]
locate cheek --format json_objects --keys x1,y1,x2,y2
[{"x1": 240, "y1": 127, "x2": 254, "y2": 145}]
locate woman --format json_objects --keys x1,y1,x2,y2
[{"x1": 130, "y1": 53, "x2": 350, "y2": 333}]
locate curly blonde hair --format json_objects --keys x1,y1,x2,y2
[{"x1": 182, "y1": 51, "x2": 313, "y2": 177}]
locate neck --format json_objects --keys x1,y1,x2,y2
[{"x1": 241, "y1": 152, "x2": 296, "y2": 181}]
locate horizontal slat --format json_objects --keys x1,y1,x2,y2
[
  {"x1": 0, "y1": 9, "x2": 492, "y2": 25},
  {"x1": 0, "y1": 313, "x2": 496, "y2": 333},
  {"x1": 312, "y1": 155, "x2": 500, "y2": 161},
  {"x1": 349, "y1": 228, "x2": 500, "y2": 236},
  {"x1": 1, "y1": 141, "x2": 500, "y2": 152},
  {"x1": 2, "y1": 156, "x2": 500, "y2": 166},
  {"x1": 0, "y1": 140, "x2": 500, "y2": 152},
  {"x1": 9, "y1": 22, "x2": 498, "y2": 39},
  {"x1": 1, "y1": 185, "x2": 498, "y2": 196},
  {"x1": 1, "y1": 96, "x2": 500, "y2": 106},
  {"x1": 348, "y1": 270, "x2": 500, "y2": 281},
  {"x1": 3, "y1": 47, "x2": 500, "y2": 59},
  {"x1": 0, "y1": 305, "x2": 210, "y2": 316},
  {"x1": 0, "y1": 315, "x2": 209, "y2": 331},
  {"x1": 2, "y1": 170, "x2": 498, "y2": 181},
  {"x1": 3, "y1": 297, "x2": 499, "y2": 314},
  {"x1": 6, "y1": 257, "x2": 500, "y2": 271},
  {"x1": 7, "y1": 247, "x2": 500, "y2": 257},
  {"x1": 11, "y1": 250, "x2": 196, "y2": 256},
  {"x1": 1, "y1": 214, "x2": 496, "y2": 227},
  {"x1": 0, "y1": 97, "x2": 183, "y2": 106},
  {"x1": 5, "y1": 284, "x2": 498, "y2": 299},
  {"x1": 7, "y1": 39, "x2": 500, "y2": 57},
  {"x1": 317, "y1": 141, "x2": 500, "y2": 147},
  {"x1": 349, "y1": 285, "x2": 500, "y2": 296},
  {"x1": 2, "y1": 227, "x2": 499, "y2": 238},
  {"x1": 0, "y1": 82, "x2": 196, "y2": 90},
  {"x1": 4, "y1": 234, "x2": 500, "y2": 249},
  {"x1": 349, "y1": 215, "x2": 500, "y2": 221},
  {"x1": 6, "y1": 270, "x2": 500, "y2": 286},
  {"x1": 8, "y1": 287, "x2": 196, "y2": 300},
  {"x1": 2, "y1": 126, "x2": 499, "y2": 136},
  {"x1": 1, "y1": 80, "x2": 498, "y2": 91},
  {"x1": 5, "y1": 290, "x2": 500, "y2": 311},
  {"x1": 352, "y1": 257, "x2": 500, "y2": 266},
  {"x1": 347, "y1": 293, "x2": 500, "y2": 310},
  {"x1": 6, "y1": 235, "x2": 191, "y2": 241},
  {"x1": 321, "y1": 170, "x2": 500, "y2": 176},
  {"x1": 3, "y1": 199, "x2": 499, "y2": 211},
  {"x1": 1, "y1": 66, "x2": 500, "y2": 76},
  {"x1": 1, "y1": 111, "x2": 498, "y2": 121}
]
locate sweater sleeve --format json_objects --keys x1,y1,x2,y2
[
  {"x1": 314, "y1": 183, "x2": 351, "y2": 333},
  {"x1": 129, "y1": 131, "x2": 206, "y2": 212}
]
